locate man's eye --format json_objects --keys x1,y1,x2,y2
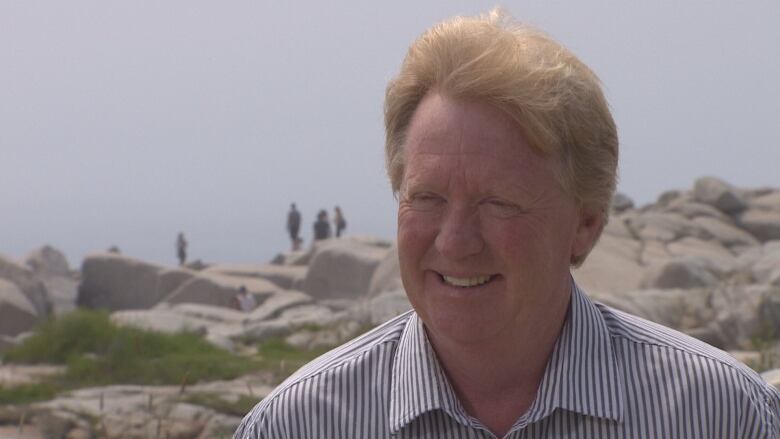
[
  {"x1": 481, "y1": 199, "x2": 524, "y2": 217},
  {"x1": 409, "y1": 193, "x2": 445, "y2": 210}
]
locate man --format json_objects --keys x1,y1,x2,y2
[
  {"x1": 286, "y1": 203, "x2": 301, "y2": 250},
  {"x1": 176, "y1": 232, "x2": 187, "y2": 266},
  {"x1": 235, "y1": 10, "x2": 779, "y2": 438}
]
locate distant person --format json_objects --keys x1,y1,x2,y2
[
  {"x1": 333, "y1": 206, "x2": 347, "y2": 237},
  {"x1": 176, "y1": 232, "x2": 187, "y2": 266},
  {"x1": 286, "y1": 203, "x2": 302, "y2": 251},
  {"x1": 312, "y1": 209, "x2": 331, "y2": 241},
  {"x1": 107, "y1": 245, "x2": 121, "y2": 254},
  {"x1": 233, "y1": 286, "x2": 256, "y2": 312}
]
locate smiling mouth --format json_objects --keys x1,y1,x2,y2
[{"x1": 440, "y1": 274, "x2": 496, "y2": 288}]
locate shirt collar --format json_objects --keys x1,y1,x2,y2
[
  {"x1": 388, "y1": 312, "x2": 472, "y2": 434},
  {"x1": 388, "y1": 281, "x2": 624, "y2": 434},
  {"x1": 525, "y1": 281, "x2": 624, "y2": 424}
]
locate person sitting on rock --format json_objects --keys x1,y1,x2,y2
[
  {"x1": 233, "y1": 286, "x2": 256, "y2": 312},
  {"x1": 313, "y1": 209, "x2": 331, "y2": 242}
]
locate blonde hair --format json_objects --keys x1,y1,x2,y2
[{"x1": 384, "y1": 9, "x2": 618, "y2": 264}]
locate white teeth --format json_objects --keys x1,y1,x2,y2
[{"x1": 442, "y1": 275, "x2": 492, "y2": 287}]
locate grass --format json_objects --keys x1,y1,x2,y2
[
  {"x1": 0, "y1": 381, "x2": 59, "y2": 405},
  {"x1": 0, "y1": 310, "x2": 376, "y2": 405},
  {"x1": 1, "y1": 310, "x2": 260, "y2": 403}
]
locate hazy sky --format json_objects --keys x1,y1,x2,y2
[{"x1": 2, "y1": 1, "x2": 778, "y2": 268}]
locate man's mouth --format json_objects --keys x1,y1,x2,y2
[{"x1": 440, "y1": 274, "x2": 495, "y2": 288}]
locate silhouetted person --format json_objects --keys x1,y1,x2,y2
[
  {"x1": 333, "y1": 206, "x2": 347, "y2": 238},
  {"x1": 313, "y1": 209, "x2": 331, "y2": 241},
  {"x1": 176, "y1": 232, "x2": 188, "y2": 266},
  {"x1": 287, "y1": 203, "x2": 302, "y2": 250}
]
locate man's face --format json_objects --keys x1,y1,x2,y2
[{"x1": 397, "y1": 92, "x2": 599, "y2": 348}]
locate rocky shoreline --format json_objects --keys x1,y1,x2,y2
[{"x1": 1, "y1": 176, "x2": 779, "y2": 438}]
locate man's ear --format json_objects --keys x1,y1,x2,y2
[{"x1": 571, "y1": 209, "x2": 605, "y2": 263}]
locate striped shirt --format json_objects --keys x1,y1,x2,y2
[{"x1": 234, "y1": 282, "x2": 780, "y2": 438}]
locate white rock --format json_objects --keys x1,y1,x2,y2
[
  {"x1": 246, "y1": 290, "x2": 313, "y2": 323},
  {"x1": 750, "y1": 191, "x2": 780, "y2": 210},
  {"x1": 640, "y1": 256, "x2": 721, "y2": 289},
  {"x1": 0, "y1": 279, "x2": 39, "y2": 337},
  {"x1": 303, "y1": 239, "x2": 389, "y2": 300},
  {"x1": 628, "y1": 212, "x2": 711, "y2": 243},
  {"x1": 664, "y1": 199, "x2": 729, "y2": 221},
  {"x1": 367, "y1": 289, "x2": 412, "y2": 325},
  {"x1": 762, "y1": 369, "x2": 780, "y2": 391},
  {"x1": 77, "y1": 253, "x2": 195, "y2": 311},
  {"x1": 203, "y1": 263, "x2": 307, "y2": 291},
  {"x1": 111, "y1": 309, "x2": 210, "y2": 335},
  {"x1": 692, "y1": 216, "x2": 759, "y2": 248},
  {"x1": 0, "y1": 254, "x2": 50, "y2": 318},
  {"x1": 368, "y1": 243, "x2": 402, "y2": 297},
  {"x1": 692, "y1": 176, "x2": 748, "y2": 213},
  {"x1": 574, "y1": 234, "x2": 644, "y2": 294},
  {"x1": 666, "y1": 237, "x2": 736, "y2": 273},
  {"x1": 737, "y1": 209, "x2": 780, "y2": 242},
  {"x1": 24, "y1": 245, "x2": 70, "y2": 276},
  {"x1": 163, "y1": 272, "x2": 278, "y2": 309}
]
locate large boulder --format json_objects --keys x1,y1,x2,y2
[
  {"x1": 691, "y1": 216, "x2": 759, "y2": 249},
  {"x1": 203, "y1": 263, "x2": 307, "y2": 291},
  {"x1": 692, "y1": 176, "x2": 748, "y2": 214},
  {"x1": 640, "y1": 256, "x2": 721, "y2": 289},
  {"x1": 368, "y1": 244, "x2": 403, "y2": 297},
  {"x1": 610, "y1": 192, "x2": 634, "y2": 213},
  {"x1": 0, "y1": 279, "x2": 39, "y2": 336},
  {"x1": 574, "y1": 234, "x2": 644, "y2": 295},
  {"x1": 737, "y1": 209, "x2": 780, "y2": 242},
  {"x1": 77, "y1": 253, "x2": 195, "y2": 311},
  {"x1": 303, "y1": 239, "x2": 389, "y2": 300},
  {"x1": 366, "y1": 288, "x2": 412, "y2": 325},
  {"x1": 161, "y1": 272, "x2": 278, "y2": 309},
  {"x1": 595, "y1": 288, "x2": 714, "y2": 333},
  {"x1": 23, "y1": 246, "x2": 78, "y2": 315},
  {"x1": 0, "y1": 254, "x2": 50, "y2": 318},
  {"x1": 665, "y1": 237, "x2": 736, "y2": 273},
  {"x1": 627, "y1": 212, "x2": 711, "y2": 243},
  {"x1": 750, "y1": 241, "x2": 780, "y2": 285},
  {"x1": 38, "y1": 275, "x2": 79, "y2": 315},
  {"x1": 24, "y1": 245, "x2": 70, "y2": 277},
  {"x1": 664, "y1": 199, "x2": 729, "y2": 222}
]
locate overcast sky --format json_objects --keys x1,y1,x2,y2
[{"x1": 2, "y1": 1, "x2": 778, "y2": 268}]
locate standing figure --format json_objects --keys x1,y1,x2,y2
[
  {"x1": 176, "y1": 232, "x2": 187, "y2": 266},
  {"x1": 287, "y1": 203, "x2": 302, "y2": 250},
  {"x1": 333, "y1": 206, "x2": 347, "y2": 238},
  {"x1": 313, "y1": 209, "x2": 331, "y2": 241}
]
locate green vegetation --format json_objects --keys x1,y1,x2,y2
[
  {"x1": 2, "y1": 310, "x2": 259, "y2": 403},
  {"x1": 1, "y1": 310, "x2": 376, "y2": 405},
  {"x1": 0, "y1": 381, "x2": 59, "y2": 405}
]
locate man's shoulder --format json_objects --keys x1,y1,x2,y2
[
  {"x1": 595, "y1": 300, "x2": 779, "y2": 400},
  {"x1": 235, "y1": 311, "x2": 412, "y2": 433}
]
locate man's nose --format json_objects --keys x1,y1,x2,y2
[{"x1": 434, "y1": 205, "x2": 484, "y2": 260}]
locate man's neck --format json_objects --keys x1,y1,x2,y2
[{"x1": 425, "y1": 290, "x2": 571, "y2": 438}]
